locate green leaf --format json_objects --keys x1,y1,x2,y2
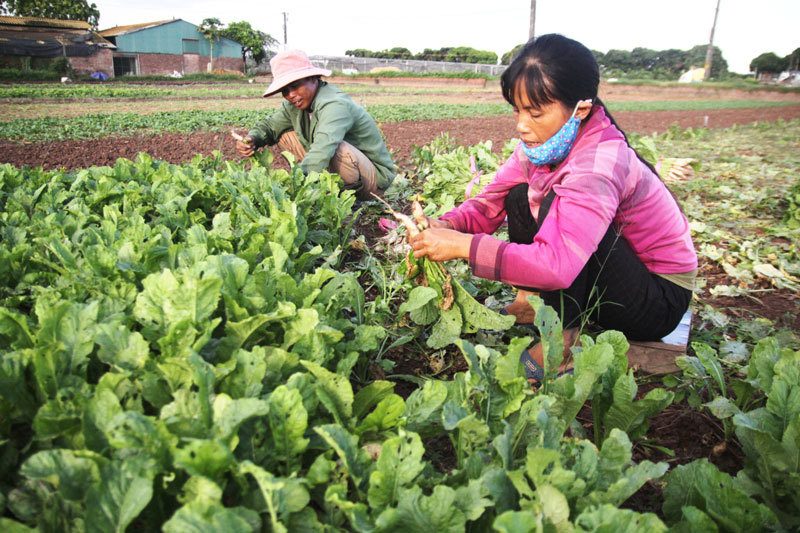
[
  {"x1": 693, "y1": 342, "x2": 726, "y2": 396},
  {"x1": 454, "y1": 478, "x2": 492, "y2": 521},
  {"x1": 397, "y1": 286, "x2": 438, "y2": 316},
  {"x1": 574, "y1": 504, "x2": 667, "y2": 532},
  {"x1": 106, "y1": 411, "x2": 176, "y2": 468},
  {"x1": 492, "y1": 510, "x2": 540, "y2": 533},
  {"x1": 21, "y1": 449, "x2": 104, "y2": 501},
  {"x1": 163, "y1": 502, "x2": 256, "y2": 533},
  {"x1": 404, "y1": 379, "x2": 448, "y2": 433},
  {"x1": 703, "y1": 396, "x2": 741, "y2": 420},
  {"x1": 82, "y1": 388, "x2": 123, "y2": 453},
  {"x1": 452, "y1": 279, "x2": 515, "y2": 333},
  {"x1": 663, "y1": 459, "x2": 778, "y2": 531},
  {"x1": 537, "y1": 484, "x2": 570, "y2": 529},
  {"x1": 267, "y1": 385, "x2": 309, "y2": 470},
  {"x1": 603, "y1": 384, "x2": 673, "y2": 441},
  {"x1": 35, "y1": 300, "x2": 99, "y2": 374},
  {"x1": 314, "y1": 424, "x2": 370, "y2": 489},
  {"x1": 427, "y1": 306, "x2": 462, "y2": 349},
  {"x1": 212, "y1": 393, "x2": 269, "y2": 443},
  {"x1": 527, "y1": 295, "x2": 564, "y2": 386},
  {"x1": 219, "y1": 347, "x2": 268, "y2": 398},
  {"x1": 173, "y1": 439, "x2": 236, "y2": 480},
  {"x1": 674, "y1": 506, "x2": 719, "y2": 533},
  {"x1": 353, "y1": 381, "x2": 395, "y2": 420},
  {"x1": 300, "y1": 360, "x2": 354, "y2": 427},
  {"x1": 134, "y1": 268, "x2": 222, "y2": 336},
  {"x1": 367, "y1": 430, "x2": 426, "y2": 511},
  {"x1": 0, "y1": 307, "x2": 34, "y2": 349},
  {"x1": 355, "y1": 394, "x2": 405, "y2": 436},
  {"x1": 85, "y1": 456, "x2": 159, "y2": 533},
  {"x1": 94, "y1": 323, "x2": 149, "y2": 373},
  {"x1": 395, "y1": 485, "x2": 468, "y2": 532},
  {"x1": 239, "y1": 460, "x2": 310, "y2": 530}
]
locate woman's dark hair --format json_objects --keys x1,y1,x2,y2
[
  {"x1": 501, "y1": 34, "x2": 670, "y2": 190},
  {"x1": 501, "y1": 33, "x2": 598, "y2": 111}
]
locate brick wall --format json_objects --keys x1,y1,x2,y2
[
  {"x1": 207, "y1": 56, "x2": 244, "y2": 73},
  {"x1": 137, "y1": 53, "x2": 183, "y2": 75},
  {"x1": 69, "y1": 48, "x2": 113, "y2": 76},
  {"x1": 135, "y1": 53, "x2": 243, "y2": 76}
]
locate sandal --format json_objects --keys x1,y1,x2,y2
[{"x1": 519, "y1": 349, "x2": 574, "y2": 388}]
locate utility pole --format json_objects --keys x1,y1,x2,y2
[
  {"x1": 282, "y1": 12, "x2": 288, "y2": 49},
  {"x1": 528, "y1": 0, "x2": 536, "y2": 40},
  {"x1": 703, "y1": 0, "x2": 721, "y2": 81}
]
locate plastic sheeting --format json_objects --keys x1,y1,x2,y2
[{"x1": 0, "y1": 28, "x2": 105, "y2": 58}]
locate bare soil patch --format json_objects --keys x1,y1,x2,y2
[{"x1": 3, "y1": 106, "x2": 800, "y2": 172}]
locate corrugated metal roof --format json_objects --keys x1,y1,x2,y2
[
  {"x1": 0, "y1": 16, "x2": 90, "y2": 29},
  {"x1": 98, "y1": 19, "x2": 175, "y2": 37}
]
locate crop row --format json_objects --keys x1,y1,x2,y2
[{"x1": 0, "y1": 104, "x2": 511, "y2": 142}]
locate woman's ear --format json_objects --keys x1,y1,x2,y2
[{"x1": 575, "y1": 99, "x2": 593, "y2": 120}]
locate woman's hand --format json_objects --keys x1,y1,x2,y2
[
  {"x1": 409, "y1": 227, "x2": 472, "y2": 262},
  {"x1": 236, "y1": 136, "x2": 256, "y2": 158}
]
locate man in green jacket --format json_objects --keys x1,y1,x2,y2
[{"x1": 236, "y1": 49, "x2": 396, "y2": 199}]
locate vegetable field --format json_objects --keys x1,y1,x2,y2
[{"x1": 0, "y1": 80, "x2": 799, "y2": 532}]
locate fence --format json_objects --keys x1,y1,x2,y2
[{"x1": 307, "y1": 55, "x2": 507, "y2": 76}]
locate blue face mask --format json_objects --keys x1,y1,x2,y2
[{"x1": 520, "y1": 101, "x2": 588, "y2": 166}]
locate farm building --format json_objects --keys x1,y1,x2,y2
[
  {"x1": 0, "y1": 16, "x2": 115, "y2": 73},
  {"x1": 98, "y1": 19, "x2": 244, "y2": 77}
]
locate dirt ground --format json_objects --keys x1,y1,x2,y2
[{"x1": 3, "y1": 105, "x2": 800, "y2": 172}]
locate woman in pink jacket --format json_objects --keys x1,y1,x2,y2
[{"x1": 410, "y1": 34, "x2": 697, "y2": 384}]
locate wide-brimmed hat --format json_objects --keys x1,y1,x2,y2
[{"x1": 262, "y1": 49, "x2": 331, "y2": 97}]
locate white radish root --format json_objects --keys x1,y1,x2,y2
[
  {"x1": 412, "y1": 195, "x2": 428, "y2": 229},
  {"x1": 371, "y1": 193, "x2": 420, "y2": 238},
  {"x1": 230, "y1": 130, "x2": 248, "y2": 142}
]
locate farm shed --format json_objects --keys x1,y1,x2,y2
[
  {"x1": 98, "y1": 19, "x2": 244, "y2": 77},
  {"x1": 0, "y1": 16, "x2": 115, "y2": 75}
]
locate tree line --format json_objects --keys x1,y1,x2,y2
[
  {"x1": 502, "y1": 43, "x2": 731, "y2": 79},
  {"x1": 345, "y1": 47, "x2": 498, "y2": 65},
  {"x1": 750, "y1": 48, "x2": 800, "y2": 74}
]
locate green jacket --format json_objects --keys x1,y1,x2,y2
[{"x1": 248, "y1": 82, "x2": 395, "y2": 189}]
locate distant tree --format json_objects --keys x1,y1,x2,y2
[
  {"x1": 657, "y1": 49, "x2": 688, "y2": 75},
  {"x1": 604, "y1": 49, "x2": 634, "y2": 71},
  {"x1": 199, "y1": 18, "x2": 223, "y2": 70},
  {"x1": 750, "y1": 52, "x2": 787, "y2": 74},
  {"x1": 345, "y1": 49, "x2": 373, "y2": 58},
  {"x1": 385, "y1": 47, "x2": 412, "y2": 59},
  {"x1": 222, "y1": 21, "x2": 278, "y2": 64},
  {"x1": 0, "y1": 0, "x2": 100, "y2": 29},
  {"x1": 785, "y1": 47, "x2": 800, "y2": 71},
  {"x1": 502, "y1": 44, "x2": 524, "y2": 65},
  {"x1": 685, "y1": 44, "x2": 727, "y2": 78},
  {"x1": 630, "y1": 47, "x2": 659, "y2": 70}
]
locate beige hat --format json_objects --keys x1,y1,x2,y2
[{"x1": 262, "y1": 49, "x2": 331, "y2": 97}]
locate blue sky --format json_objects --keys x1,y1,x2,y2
[{"x1": 94, "y1": 0, "x2": 799, "y2": 73}]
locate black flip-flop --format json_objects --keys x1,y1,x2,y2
[{"x1": 519, "y1": 349, "x2": 574, "y2": 388}]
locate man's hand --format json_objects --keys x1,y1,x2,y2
[
  {"x1": 409, "y1": 227, "x2": 472, "y2": 262},
  {"x1": 235, "y1": 135, "x2": 255, "y2": 158}
]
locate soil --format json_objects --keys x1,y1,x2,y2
[{"x1": 3, "y1": 106, "x2": 800, "y2": 172}]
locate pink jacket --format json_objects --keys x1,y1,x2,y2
[{"x1": 439, "y1": 106, "x2": 697, "y2": 291}]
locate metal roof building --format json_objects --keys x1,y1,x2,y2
[
  {"x1": 0, "y1": 16, "x2": 244, "y2": 78},
  {"x1": 98, "y1": 19, "x2": 244, "y2": 77}
]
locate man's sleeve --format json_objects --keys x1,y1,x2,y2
[
  {"x1": 248, "y1": 104, "x2": 293, "y2": 148},
  {"x1": 300, "y1": 101, "x2": 354, "y2": 174}
]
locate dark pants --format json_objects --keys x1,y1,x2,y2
[{"x1": 505, "y1": 184, "x2": 691, "y2": 341}]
